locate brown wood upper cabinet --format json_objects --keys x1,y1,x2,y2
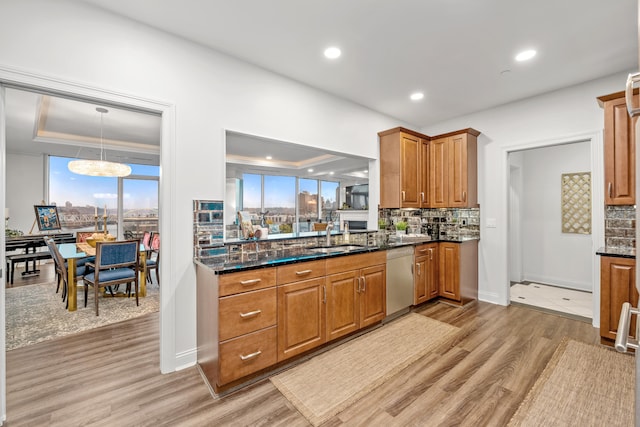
[
  {"x1": 430, "y1": 129, "x2": 480, "y2": 208},
  {"x1": 379, "y1": 128, "x2": 429, "y2": 208},
  {"x1": 598, "y1": 91, "x2": 637, "y2": 205}
]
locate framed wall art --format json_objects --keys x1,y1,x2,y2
[{"x1": 33, "y1": 205, "x2": 62, "y2": 232}]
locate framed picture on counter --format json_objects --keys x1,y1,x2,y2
[{"x1": 33, "y1": 205, "x2": 61, "y2": 231}]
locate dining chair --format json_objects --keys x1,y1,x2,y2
[
  {"x1": 82, "y1": 240, "x2": 140, "y2": 316},
  {"x1": 141, "y1": 231, "x2": 152, "y2": 251},
  {"x1": 44, "y1": 237, "x2": 90, "y2": 308},
  {"x1": 145, "y1": 233, "x2": 160, "y2": 286}
]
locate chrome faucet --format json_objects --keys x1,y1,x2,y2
[{"x1": 325, "y1": 221, "x2": 334, "y2": 247}]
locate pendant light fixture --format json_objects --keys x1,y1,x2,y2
[{"x1": 68, "y1": 107, "x2": 132, "y2": 177}]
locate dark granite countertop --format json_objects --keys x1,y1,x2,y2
[
  {"x1": 596, "y1": 247, "x2": 636, "y2": 259},
  {"x1": 196, "y1": 236, "x2": 479, "y2": 274}
]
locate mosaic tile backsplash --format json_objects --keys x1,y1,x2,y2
[
  {"x1": 604, "y1": 205, "x2": 636, "y2": 249},
  {"x1": 378, "y1": 208, "x2": 480, "y2": 241}
]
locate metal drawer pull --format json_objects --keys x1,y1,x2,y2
[
  {"x1": 361, "y1": 276, "x2": 366, "y2": 292},
  {"x1": 239, "y1": 310, "x2": 261, "y2": 318},
  {"x1": 239, "y1": 350, "x2": 262, "y2": 361},
  {"x1": 421, "y1": 192, "x2": 425, "y2": 202},
  {"x1": 625, "y1": 72, "x2": 640, "y2": 117},
  {"x1": 463, "y1": 191, "x2": 467, "y2": 202},
  {"x1": 615, "y1": 302, "x2": 639, "y2": 353},
  {"x1": 402, "y1": 191, "x2": 406, "y2": 201},
  {"x1": 295, "y1": 269, "x2": 312, "y2": 276},
  {"x1": 356, "y1": 277, "x2": 362, "y2": 293},
  {"x1": 418, "y1": 249, "x2": 428, "y2": 253},
  {"x1": 608, "y1": 182, "x2": 612, "y2": 198},
  {"x1": 240, "y1": 278, "x2": 261, "y2": 285}
]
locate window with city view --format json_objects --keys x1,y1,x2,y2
[
  {"x1": 49, "y1": 156, "x2": 159, "y2": 239},
  {"x1": 241, "y1": 173, "x2": 339, "y2": 235}
]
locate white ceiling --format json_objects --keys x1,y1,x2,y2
[
  {"x1": 7, "y1": 1, "x2": 638, "y2": 172},
  {"x1": 80, "y1": 0, "x2": 638, "y2": 127}
]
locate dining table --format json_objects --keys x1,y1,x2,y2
[{"x1": 57, "y1": 242, "x2": 147, "y2": 312}]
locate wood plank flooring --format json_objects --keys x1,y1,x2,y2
[{"x1": 5, "y1": 300, "x2": 600, "y2": 426}]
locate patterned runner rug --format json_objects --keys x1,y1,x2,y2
[
  {"x1": 271, "y1": 313, "x2": 459, "y2": 426},
  {"x1": 509, "y1": 338, "x2": 634, "y2": 426}
]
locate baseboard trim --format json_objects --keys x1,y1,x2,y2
[{"x1": 175, "y1": 348, "x2": 197, "y2": 371}]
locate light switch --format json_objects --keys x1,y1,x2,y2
[{"x1": 486, "y1": 218, "x2": 497, "y2": 228}]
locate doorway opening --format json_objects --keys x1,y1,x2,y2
[{"x1": 506, "y1": 134, "x2": 603, "y2": 324}]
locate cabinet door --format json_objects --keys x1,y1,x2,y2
[
  {"x1": 420, "y1": 140, "x2": 430, "y2": 207},
  {"x1": 439, "y1": 242, "x2": 460, "y2": 301},
  {"x1": 604, "y1": 96, "x2": 636, "y2": 205},
  {"x1": 448, "y1": 133, "x2": 468, "y2": 207},
  {"x1": 600, "y1": 256, "x2": 638, "y2": 341},
  {"x1": 277, "y1": 277, "x2": 326, "y2": 361},
  {"x1": 430, "y1": 137, "x2": 448, "y2": 208},
  {"x1": 326, "y1": 270, "x2": 359, "y2": 342},
  {"x1": 400, "y1": 133, "x2": 421, "y2": 208},
  {"x1": 359, "y1": 264, "x2": 386, "y2": 328},
  {"x1": 426, "y1": 244, "x2": 439, "y2": 299},
  {"x1": 414, "y1": 255, "x2": 429, "y2": 305}
]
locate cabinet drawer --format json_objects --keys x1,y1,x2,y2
[
  {"x1": 219, "y1": 268, "x2": 276, "y2": 297},
  {"x1": 326, "y1": 251, "x2": 385, "y2": 275},
  {"x1": 218, "y1": 326, "x2": 277, "y2": 385},
  {"x1": 219, "y1": 288, "x2": 277, "y2": 341},
  {"x1": 277, "y1": 259, "x2": 326, "y2": 285}
]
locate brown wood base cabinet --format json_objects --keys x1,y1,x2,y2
[
  {"x1": 600, "y1": 256, "x2": 638, "y2": 344},
  {"x1": 326, "y1": 252, "x2": 386, "y2": 342},
  {"x1": 196, "y1": 251, "x2": 387, "y2": 393},
  {"x1": 414, "y1": 243, "x2": 438, "y2": 305},
  {"x1": 412, "y1": 240, "x2": 478, "y2": 306}
]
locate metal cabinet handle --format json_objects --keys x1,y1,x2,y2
[
  {"x1": 615, "y1": 302, "x2": 639, "y2": 352},
  {"x1": 239, "y1": 350, "x2": 262, "y2": 361},
  {"x1": 463, "y1": 191, "x2": 467, "y2": 202},
  {"x1": 361, "y1": 276, "x2": 366, "y2": 292},
  {"x1": 626, "y1": 72, "x2": 640, "y2": 117},
  {"x1": 323, "y1": 285, "x2": 327, "y2": 303},
  {"x1": 402, "y1": 191, "x2": 406, "y2": 201},
  {"x1": 429, "y1": 248, "x2": 433, "y2": 261},
  {"x1": 240, "y1": 278, "x2": 261, "y2": 285},
  {"x1": 421, "y1": 192, "x2": 425, "y2": 202},
  {"x1": 239, "y1": 310, "x2": 261, "y2": 318},
  {"x1": 418, "y1": 248, "x2": 428, "y2": 253},
  {"x1": 295, "y1": 269, "x2": 312, "y2": 276},
  {"x1": 608, "y1": 182, "x2": 612, "y2": 198}
]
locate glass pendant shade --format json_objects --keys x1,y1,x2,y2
[
  {"x1": 68, "y1": 159, "x2": 132, "y2": 177},
  {"x1": 68, "y1": 107, "x2": 132, "y2": 177}
]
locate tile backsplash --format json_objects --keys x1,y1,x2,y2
[
  {"x1": 378, "y1": 207, "x2": 480, "y2": 241},
  {"x1": 604, "y1": 205, "x2": 636, "y2": 249}
]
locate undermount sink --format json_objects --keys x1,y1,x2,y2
[{"x1": 307, "y1": 244, "x2": 366, "y2": 254}]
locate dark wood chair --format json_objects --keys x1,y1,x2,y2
[
  {"x1": 145, "y1": 233, "x2": 160, "y2": 286},
  {"x1": 82, "y1": 240, "x2": 140, "y2": 316},
  {"x1": 44, "y1": 237, "x2": 91, "y2": 308}
]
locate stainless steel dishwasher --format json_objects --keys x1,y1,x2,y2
[{"x1": 386, "y1": 246, "x2": 415, "y2": 320}]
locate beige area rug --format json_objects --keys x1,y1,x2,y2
[
  {"x1": 509, "y1": 339, "x2": 634, "y2": 427},
  {"x1": 6, "y1": 282, "x2": 159, "y2": 351},
  {"x1": 270, "y1": 313, "x2": 459, "y2": 426}
]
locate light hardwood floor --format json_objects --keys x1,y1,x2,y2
[{"x1": 6, "y1": 300, "x2": 600, "y2": 426}]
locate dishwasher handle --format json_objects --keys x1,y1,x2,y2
[{"x1": 615, "y1": 302, "x2": 640, "y2": 353}]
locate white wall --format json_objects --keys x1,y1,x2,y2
[
  {"x1": 423, "y1": 71, "x2": 627, "y2": 305},
  {"x1": 519, "y1": 141, "x2": 592, "y2": 290},
  {"x1": 0, "y1": 0, "x2": 411, "y2": 380},
  {"x1": 6, "y1": 153, "x2": 44, "y2": 233}
]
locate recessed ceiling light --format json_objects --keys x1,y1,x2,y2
[
  {"x1": 329, "y1": 171, "x2": 334, "y2": 175},
  {"x1": 265, "y1": 155, "x2": 272, "y2": 160},
  {"x1": 363, "y1": 170, "x2": 368, "y2": 173},
  {"x1": 410, "y1": 92, "x2": 424, "y2": 101},
  {"x1": 324, "y1": 47, "x2": 341, "y2": 59},
  {"x1": 515, "y1": 49, "x2": 536, "y2": 62},
  {"x1": 308, "y1": 168, "x2": 314, "y2": 172}
]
